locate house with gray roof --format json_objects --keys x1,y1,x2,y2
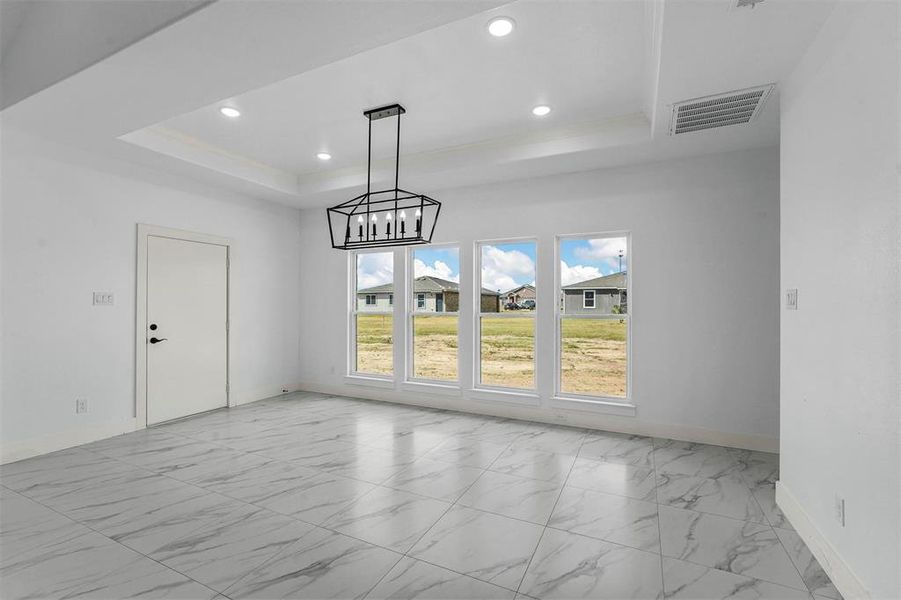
[
  {"x1": 561, "y1": 272, "x2": 627, "y2": 314},
  {"x1": 357, "y1": 276, "x2": 500, "y2": 312}
]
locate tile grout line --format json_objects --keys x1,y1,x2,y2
[
  {"x1": 66, "y1": 425, "x2": 420, "y2": 596},
  {"x1": 768, "y1": 488, "x2": 819, "y2": 596},
  {"x1": 652, "y1": 434, "x2": 667, "y2": 597},
  {"x1": 2, "y1": 480, "x2": 222, "y2": 599},
  {"x1": 356, "y1": 431, "x2": 521, "y2": 598},
  {"x1": 6, "y1": 397, "x2": 809, "y2": 599},
  {"x1": 217, "y1": 420, "x2": 530, "y2": 597},
  {"x1": 375, "y1": 430, "x2": 524, "y2": 595},
  {"x1": 512, "y1": 431, "x2": 585, "y2": 596}
]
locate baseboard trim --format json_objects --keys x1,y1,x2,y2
[
  {"x1": 1, "y1": 383, "x2": 308, "y2": 465},
  {"x1": 232, "y1": 382, "x2": 305, "y2": 407},
  {"x1": 295, "y1": 381, "x2": 779, "y2": 453},
  {"x1": 0, "y1": 418, "x2": 138, "y2": 465},
  {"x1": 775, "y1": 481, "x2": 869, "y2": 599}
]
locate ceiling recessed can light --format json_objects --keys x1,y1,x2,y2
[
  {"x1": 316, "y1": 152, "x2": 332, "y2": 161},
  {"x1": 532, "y1": 105, "x2": 551, "y2": 117},
  {"x1": 487, "y1": 17, "x2": 515, "y2": 37},
  {"x1": 219, "y1": 106, "x2": 241, "y2": 118}
]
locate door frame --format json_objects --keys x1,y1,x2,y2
[{"x1": 135, "y1": 224, "x2": 232, "y2": 429}]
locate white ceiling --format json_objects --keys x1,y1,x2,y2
[
  {"x1": 161, "y1": 2, "x2": 645, "y2": 175},
  {"x1": 0, "y1": 0, "x2": 209, "y2": 109},
  {"x1": 1, "y1": 0, "x2": 839, "y2": 208}
]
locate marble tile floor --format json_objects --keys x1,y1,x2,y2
[{"x1": 0, "y1": 392, "x2": 842, "y2": 600}]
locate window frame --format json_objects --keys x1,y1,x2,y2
[
  {"x1": 406, "y1": 243, "x2": 462, "y2": 386},
  {"x1": 555, "y1": 232, "x2": 631, "y2": 404},
  {"x1": 582, "y1": 290, "x2": 596, "y2": 309},
  {"x1": 474, "y1": 237, "x2": 539, "y2": 393},
  {"x1": 349, "y1": 249, "x2": 395, "y2": 380},
  {"x1": 416, "y1": 293, "x2": 426, "y2": 309}
]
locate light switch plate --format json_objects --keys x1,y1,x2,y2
[
  {"x1": 93, "y1": 292, "x2": 114, "y2": 306},
  {"x1": 785, "y1": 288, "x2": 798, "y2": 310}
]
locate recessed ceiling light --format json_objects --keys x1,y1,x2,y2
[
  {"x1": 219, "y1": 106, "x2": 241, "y2": 118},
  {"x1": 487, "y1": 17, "x2": 515, "y2": 37},
  {"x1": 316, "y1": 152, "x2": 332, "y2": 161},
  {"x1": 532, "y1": 105, "x2": 551, "y2": 117}
]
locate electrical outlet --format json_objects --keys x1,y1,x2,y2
[
  {"x1": 785, "y1": 288, "x2": 798, "y2": 310},
  {"x1": 75, "y1": 398, "x2": 88, "y2": 414},
  {"x1": 834, "y1": 495, "x2": 845, "y2": 526}
]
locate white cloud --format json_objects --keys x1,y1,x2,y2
[
  {"x1": 356, "y1": 252, "x2": 394, "y2": 289},
  {"x1": 560, "y1": 261, "x2": 603, "y2": 286},
  {"x1": 414, "y1": 258, "x2": 459, "y2": 282},
  {"x1": 481, "y1": 245, "x2": 534, "y2": 292},
  {"x1": 573, "y1": 237, "x2": 627, "y2": 264}
]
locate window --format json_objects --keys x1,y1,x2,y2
[
  {"x1": 352, "y1": 251, "x2": 394, "y2": 376},
  {"x1": 478, "y1": 240, "x2": 537, "y2": 390},
  {"x1": 388, "y1": 294, "x2": 393, "y2": 305},
  {"x1": 583, "y1": 290, "x2": 596, "y2": 309},
  {"x1": 558, "y1": 234, "x2": 629, "y2": 399},
  {"x1": 409, "y1": 246, "x2": 459, "y2": 382}
]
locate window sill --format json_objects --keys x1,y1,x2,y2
[
  {"x1": 344, "y1": 375, "x2": 396, "y2": 389},
  {"x1": 468, "y1": 387, "x2": 541, "y2": 406},
  {"x1": 401, "y1": 380, "x2": 462, "y2": 396},
  {"x1": 550, "y1": 395, "x2": 636, "y2": 417}
]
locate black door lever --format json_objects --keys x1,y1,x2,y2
[{"x1": 149, "y1": 337, "x2": 168, "y2": 344}]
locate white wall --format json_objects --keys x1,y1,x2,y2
[
  {"x1": 778, "y1": 3, "x2": 900, "y2": 598},
  {"x1": 0, "y1": 0, "x2": 207, "y2": 109},
  {"x1": 0, "y1": 132, "x2": 303, "y2": 463},
  {"x1": 298, "y1": 148, "x2": 781, "y2": 451}
]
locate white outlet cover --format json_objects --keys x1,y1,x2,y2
[{"x1": 785, "y1": 289, "x2": 798, "y2": 310}]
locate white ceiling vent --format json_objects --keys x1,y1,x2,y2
[{"x1": 669, "y1": 84, "x2": 774, "y2": 135}]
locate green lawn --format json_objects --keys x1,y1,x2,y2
[{"x1": 355, "y1": 313, "x2": 627, "y2": 396}]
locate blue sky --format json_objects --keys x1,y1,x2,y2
[
  {"x1": 413, "y1": 247, "x2": 460, "y2": 282},
  {"x1": 559, "y1": 236, "x2": 627, "y2": 285},
  {"x1": 481, "y1": 242, "x2": 536, "y2": 292},
  {"x1": 357, "y1": 237, "x2": 626, "y2": 292}
]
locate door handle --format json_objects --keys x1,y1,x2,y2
[{"x1": 149, "y1": 337, "x2": 168, "y2": 344}]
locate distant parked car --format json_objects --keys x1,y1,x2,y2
[
  {"x1": 504, "y1": 301, "x2": 521, "y2": 310},
  {"x1": 521, "y1": 299, "x2": 536, "y2": 310}
]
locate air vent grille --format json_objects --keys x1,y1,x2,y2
[{"x1": 670, "y1": 84, "x2": 774, "y2": 135}]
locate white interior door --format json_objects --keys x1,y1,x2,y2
[{"x1": 146, "y1": 235, "x2": 228, "y2": 425}]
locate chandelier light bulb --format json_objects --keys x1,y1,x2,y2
[
  {"x1": 386, "y1": 213, "x2": 392, "y2": 221},
  {"x1": 415, "y1": 208, "x2": 422, "y2": 217},
  {"x1": 400, "y1": 211, "x2": 406, "y2": 220},
  {"x1": 371, "y1": 214, "x2": 378, "y2": 221},
  {"x1": 357, "y1": 215, "x2": 364, "y2": 223}
]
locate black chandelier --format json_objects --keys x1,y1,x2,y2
[{"x1": 326, "y1": 104, "x2": 441, "y2": 250}]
